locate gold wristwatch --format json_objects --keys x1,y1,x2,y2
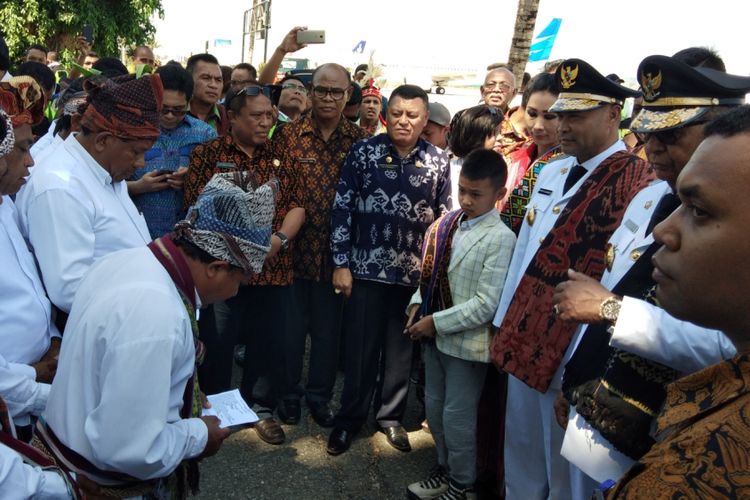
[{"x1": 599, "y1": 296, "x2": 622, "y2": 323}]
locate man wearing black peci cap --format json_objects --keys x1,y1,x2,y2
[
  {"x1": 553, "y1": 55, "x2": 750, "y2": 492},
  {"x1": 489, "y1": 59, "x2": 654, "y2": 499}
]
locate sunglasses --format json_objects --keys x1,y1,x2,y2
[
  {"x1": 636, "y1": 120, "x2": 707, "y2": 146},
  {"x1": 237, "y1": 85, "x2": 272, "y2": 99},
  {"x1": 161, "y1": 106, "x2": 187, "y2": 117}
]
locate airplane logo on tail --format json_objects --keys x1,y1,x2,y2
[
  {"x1": 352, "y1": 40, "x2": 366, "y2": 54},
  {"x1": 528, "y1": 18, "x2": 562, "y2": 62}
]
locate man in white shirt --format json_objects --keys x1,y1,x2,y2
[
  {"x1": 490, "y1": 59, "x2": 651, "y2": 499},
  {"x1": 18, "y1": 74, "x2": 163, "y2": 313},
  {"x1": 0, "y1": 81, "x2": 60, "y2": 428},
  {"x1": 38, "y1": 172, "x2": 277, "y2": 498}
]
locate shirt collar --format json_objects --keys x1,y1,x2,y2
[
  {"x1": 385, "y1": 135, "x2": 425, "y2": 162},
  {"x1": 657, "y1": 354, "x2": 750, "y2": 433},
  {"x1": 69, "y1": 134, "x2": 113, "y2": 185},
  {"x1": 460, "y1": 208, "x2": 495, "y2": 230},
  {"x1": 577, "y1": 139, "x2": 627, "y2": 171}
]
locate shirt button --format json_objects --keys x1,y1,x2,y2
[
  {"x1": 630, "y1": 250, "x2": 641, "y2": 261},
  {"x1": 552, "y1": 206, "x2": 560, "y2": 214}
]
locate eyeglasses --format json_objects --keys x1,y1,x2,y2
[
  {"x1": 282, "y1": 82, "x2": 308, "y2": 95},
  {"x1": 636, "y1": 120, "x2": 707, "y2": 146},
  {"x1": 237, "y1": 85, "x2": 272, "y2": 99},
  {"x1": 161, "y1": 106, "x2": 187, "y2": 117},
  {"x1": 312, "y1": 86, "x2": 347, "y2": 101},
  {"x1": 483, "y1": 81, "x2": 514, "y2": 93}
]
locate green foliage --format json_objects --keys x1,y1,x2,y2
[{"x1": 0, "y1": 0, "x2": 164, "y2": 66}]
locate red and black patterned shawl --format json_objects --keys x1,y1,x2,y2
[{"x1": 491, "y1": 150, "x2": 654, "y2": 392}]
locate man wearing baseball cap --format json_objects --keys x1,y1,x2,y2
[{"x1": 421, "y1": 102, "x2": 451, "y2": 150}]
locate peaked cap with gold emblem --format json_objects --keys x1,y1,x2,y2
[
  {"x1": 549, "y1": 58, "x2": 641, "y2": 113},
  {"x1": 631, "y1": 55, "x2": 750, "y2": 132}
]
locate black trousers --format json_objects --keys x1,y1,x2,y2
[
  {"x1": 334, "y1": 279, "x2": 416, "y2": 431},
  {"x1": 285, "y1": 278, "x2": 344, "y2": 403}
]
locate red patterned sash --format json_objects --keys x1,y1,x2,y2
[{"x1": 491, "y1": 151, "x2": 653, "y2": 392}]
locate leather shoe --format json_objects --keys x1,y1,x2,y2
[
  {"x1": 277, "y1": 399, "x2": 301, "y2": 425},
  {"x1": 381, "y1": 425, "x2": 411, "y2": 452},
  {"x1": 326, "y1": 427, "x2": 353, "y2": 455},
  {"x1": 253, "y1": 417, "x2": 285, "y2": 445},
  {"x1": 307, "y1": 401, "x2": 335, "y2": 428}
]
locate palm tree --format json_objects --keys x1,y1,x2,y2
[{"x1": 507, "y1": 0, "x2": 540, "y2": 88}]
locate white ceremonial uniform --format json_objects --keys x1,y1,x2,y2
[
  {"x1": 30, "y1": 122, "x2": 58, "y2": 159},
  {"x1": 44, "y1": 246, "x2": 207, "y2": 482},
  {"x1": 0, "y1": 196, "x2": 58, "y2": 423},
  {"x1": 492, "y1": 140, "x2": 627, "y2": 500},
  {"x1": 0, "y1": 444, "x2": 71, "y2": 499},
  {"x1": 17, "y1": 134, "x2": 151, "y2": 312},
  {"x1": 562, "y1": 181, "x2": 736, "y2": 490}
]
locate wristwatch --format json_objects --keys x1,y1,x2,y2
[
  {"x1": 274, "y1": 231, "x2": 289, "y2": 251},
  {"x1": 599, "y1": 296, "x2": 622, "y2": 323}
]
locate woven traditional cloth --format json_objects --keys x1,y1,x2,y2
[
  {"x1": 418, "y1": 209, "x2": 463, "y2": 317},
  {"x1": 0, "y1": 109, "x2": 13, "y2": 156},
  {"x1": 80, "y1": 74, "x2": 163, "y2": 140},
  {"x1": 491, "y1": 151, "x2": 654, "y2": 392},
  {"x1": 176, "y1": 171, "x2": 277, "y2": 274},
  {"x1": 0, "y1": 76, "x2": 45, "y2": 127}
]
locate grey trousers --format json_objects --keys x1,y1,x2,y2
[{"x1": 424, "y1": 342, "x2": 488, "y2": 487}]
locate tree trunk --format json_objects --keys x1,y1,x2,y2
[{"x1": 507, "y1": 0, "x2": 540, "y2": 88}]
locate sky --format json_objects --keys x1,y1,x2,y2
[{"x1": 153, "y1": 0, "x2": 750, "y2": 83}]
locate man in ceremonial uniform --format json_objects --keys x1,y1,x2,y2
[
  {"x1": 39, "y1": 172, "x2": 277, "y2": 498},
  {"x1": 17, "y1": 74, "x2": 161, "y2": 313},
  {"x1": 553, "y1": 55, "x2": 750, "y2": 492},
  {"x1": 490, "y1": 59, "x2": 651, "y2": 499}
]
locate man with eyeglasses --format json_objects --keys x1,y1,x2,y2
[
  {"x1": 186, "y1": 53, "x2": 229, "y2": 136},
  {"x1": 328, "y1": 84, "x2": 451, "y2": 455},
  {"x1": 18, "y1": 75, "x2": 161, "y2": 314},
  {"x1": 481, "y1": 67, "x2": 527, "y2": 158},
  {"x1": 276, "y1": 74, "x2": 308, "y2": 123},
  {"x1": 128, "y1": 63, "x2": 216, "y2": 239},
  {"x1": 183, "y1": 83, "x2": 305, "y2": 446},
  {"x1": 552, "y1": 55, "x2": 750, "y2": 494},
  {"x1": 229, "y1": 63, "x2": 258, "y2": 93},
  {"x1": 271, "y1": 63, "x2": 367, "y2": 429}
]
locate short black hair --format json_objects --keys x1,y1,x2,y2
[
  {"x1": 225, "y1": 82, "x2": 266, "y2": 113},
  {"x1": 16, "y1": 61, "x2": 55, "y2": 92},
  {"x1": 233, "y1": 63, "x2": 257, "y2": 81},
  {"x1": 156, "y1": 63, "x2": 194, "y2": 101},
  {"x1": 173, "y1": 233, "x2": 222, "y2": 264},
  {"x1": 186, "y1": 53, "x2": 219, "y2": 74},
  {"x1": 355, "y1": 64, "x2": 368, "y2": 74},
  {"x1": 460, "y1": 148, "x2": 507, "y2": 189},
  {"x1": 672, "y1": 47, "x2": 726, "y2": 72},
  {"x1": 91, "y1": 57, "x2": 128, "y2": 78},
  {"x1": 521, "y1": 72, "x2": 560, "y2": 108},
  {"x1": 220, "y1": 65, "x2": 232, "y2": 94},
  {"x1": 448, "y1": 105, "x2": 503, "y2": 158},
  {"x1": 390, "y1": 84, "x2": 428, "y2": 110},
  {"x1": 27, "y1": 44, "x2": 49, "y2": 56},
  {"x1": 704, "y1": 105, "x2": 750, "y2": 139}
]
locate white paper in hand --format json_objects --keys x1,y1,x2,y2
[{"x1": 201, "y1": 389, "x2": 259, "y2": 428}]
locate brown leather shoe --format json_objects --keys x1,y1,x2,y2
[{"x1": 253, "y1": 417, "x2": 285, "y2": 445}]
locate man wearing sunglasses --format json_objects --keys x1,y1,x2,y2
[
  {"x1": 184, "y1": 82, "x2": 305, "y2": 446},
  {"x1": 128, "y1": 63, "x2": 216, "y2": 239},
  {"x1": 272, "y1": 63, "x2": 367, "y2": 429},
  {"x1": 552, "y1": 55, "x2": 750, "y2": 493}
]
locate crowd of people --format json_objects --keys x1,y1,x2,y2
[{"x1": 1, "y1": 23, "x2": 750, "y2": 500}]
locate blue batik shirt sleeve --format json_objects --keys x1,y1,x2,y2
[{"x1": 330, "y1": 140, "x2": 364, "y2": 269}]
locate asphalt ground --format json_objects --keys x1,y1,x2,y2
[{"x1": 197, "y1": 346, "x2": 437, "y2": 500}]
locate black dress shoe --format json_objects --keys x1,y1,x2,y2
[
  {"x1": 326, "y1": 427, "x2": 354, "y2": 455},
  {"x1": 381, "y1": 425, "x2": 411, "y2": 452},
  {"x1": 253, "y1": 417, "x2": 285, "y2": 445},
  {"x1": 277, "y1": 399, "x2": 301, "y2": 425},
  {"x1": 307, "y1": 401, "x2": 335, "y2": 428}
]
